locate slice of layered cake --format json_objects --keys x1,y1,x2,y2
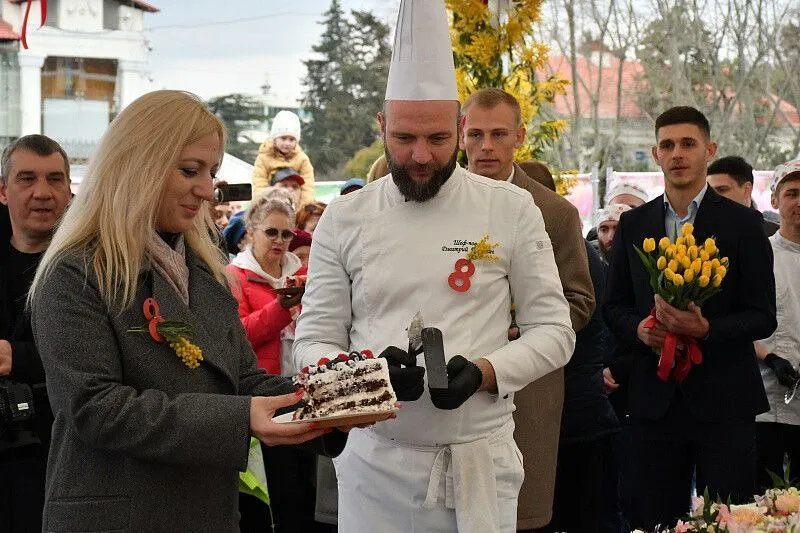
[{"x1": 292, "y1": 351, "x2": 397, "y2": 420}]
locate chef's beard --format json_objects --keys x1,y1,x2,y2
[{"x1": 386, "y1": 147, "x2": 459, "y2": 203}]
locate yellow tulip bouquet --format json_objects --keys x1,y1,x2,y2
[{"x1": 633, "y1": 223, "x2": 729, "y2": 382}]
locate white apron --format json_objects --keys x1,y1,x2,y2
[{"x1": 335, "y1": 420, "x2": 523, "y2": 533}]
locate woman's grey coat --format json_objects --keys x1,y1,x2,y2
[{"x1": 31, "y1": 250, "x2": 331, "y2": 533}]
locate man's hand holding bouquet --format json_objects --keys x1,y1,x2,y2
[{"x1": 634, "y1": 223, "x2": 728, "y2": 382}]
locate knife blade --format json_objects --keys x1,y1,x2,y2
[{"x1": 422, "y1": 327, "x2": 448, "y2": 389}]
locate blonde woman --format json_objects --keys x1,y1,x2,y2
[{"x1": 28, "y1": 91, "x2": 345, "y2": 533}]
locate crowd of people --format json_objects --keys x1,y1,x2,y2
[{"x1": 2, "y1": 1, "x2": 800, "y2": 532}]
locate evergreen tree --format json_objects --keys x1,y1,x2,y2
[
  {"x1": 207, "y1": 93, "x2": 265, "y2": 163},
  {"x1": 301, "y1": 0, "x2": 391, "y2": 177}
]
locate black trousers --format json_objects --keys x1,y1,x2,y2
[
  {"x1": 600, "y1": 425, "x2": 633, "y2": 533},
  {"x1": 542, "y1": 438, "x2": 606, "y2": 533},
  {"x1": 259, "y1": 444, "x2": 333, "y2": 533},
  {"x1": 629, "y1": 395, "x2": 757, "y2": 531},
  {"x1": 0, "y1": 445, "x2": 47, "y2": 533},
  {"x1": 238, "y1": 492, "x2": 272, "y2": 533},
  {"x1": 755, "y1": 422, "x2": 800, "y2": 490}
]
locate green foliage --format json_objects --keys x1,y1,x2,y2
[
  {"x1": 301, "y1": 0, "x2": 390, "y2": 177},
  {"x1": 207, "y1": 93, "x2": 265, "y2": 163},
  {"x1": 767, "y1": 463, "x2": 796, "y2": 489},
  {"x1": 343, "y1": 139, "x2": 383, "y2": 180}
]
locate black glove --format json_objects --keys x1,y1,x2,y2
[
  {"x1": 381, "y1": 346, "x2": 425, "y2": 401},
  {"x1": 429, "y1": 355, "x2": 483, "y2": 410},
  {"x1": 765, "y1": 353, "x2": 800, "y2": 388}
]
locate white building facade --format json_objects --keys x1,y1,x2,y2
[{"x1": 0, "y1": 0, "x2": 156, "y2": 159}]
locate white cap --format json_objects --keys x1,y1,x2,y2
[
  {"x1": 385, "y1": 0, "x2": 458, "y2": 101},
  {"x1": 772, "y1": 158, "x2": 800, "y2": 192},
  {"x1": 270, "y1": 111, "x2": 301, "y2": 140},
  {"x1": 596, "y1": 203, "x2": 632, "y2": 224},
  {"x1": 604, "y1": 178, "x2": 649, "y2": 204}
]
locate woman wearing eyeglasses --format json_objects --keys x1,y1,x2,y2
[
  {"x1": 226, "y1": 195, "x2": 324, "y2": 532},
  {"x1": 226, "y1": 195, "x2": 305, "y2": 376}
]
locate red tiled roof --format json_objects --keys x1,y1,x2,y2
[
  {"x1": 690, "y1": 82, "x2": 799, "y2": 128},
  {"x1": 540, "y1": 54, "x2": 648, "y2": 120},
  {"x1": 126, "y1": 1, "x2": 159, "y2": 13},
  {"x1": 774, "y1": 97, "x2": 800, "y2": 128},
  {"x1": 0, "y1": 19, "x2": 20, "y2": 40},
  {"x1": 10, "y1": 0, "x2": 159, "y2": 12},
  {"x1": 541, "y1": 54, "x2": 800, "y2": 128}
]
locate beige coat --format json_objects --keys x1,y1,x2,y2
[
  {"x1": 510, "y1": 163, "x2": 595, "y2": 530},
  {"x1": 251, "y1": 140, "x2": 315, "y2": 206}
]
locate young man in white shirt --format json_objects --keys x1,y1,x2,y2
[{"x1": 754, "y1": 159, "x2": 800, "y2": 489}]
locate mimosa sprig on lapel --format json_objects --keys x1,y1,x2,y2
[
  {"x1": 448, "y1": 235, "x2": 500, "y2": 293},
  {"x1": 128, "y1": 298, "x2": 204, "y2": 369},
  {"x1": 633, "y1": 223, "x2": 729, "y2": 383},
  {"x1": 466, "y1": 235, "x2": 499, "y2": 261}
]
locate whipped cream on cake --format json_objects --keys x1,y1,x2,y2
[{"x1": 292, "y1": 351, "x2": 397, "y2": 420}]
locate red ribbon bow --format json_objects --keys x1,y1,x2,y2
[
  {"x1": 645, "y1": 308, "x2": 703, "y2": 383},
  {"x1": 20, "y1": 0, "x2": 47, "y2": 49}
]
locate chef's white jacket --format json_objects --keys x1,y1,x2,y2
[{"x1": 293, "y1": 166, "x2": 575, "y2": 532}]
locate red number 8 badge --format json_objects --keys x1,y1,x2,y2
[
  {"x1": 448, "y1": 258, "x2": 475, "y2": 293},
  {"x1": 143, "y1": 297, "x2": 165, "y2": 342}
]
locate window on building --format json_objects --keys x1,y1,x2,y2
[
  {"x1": 41, "y1": 57, "x2": 118, "y2": 160},
  {"x1": 0, "y1": 47, "x2": 21, "y2": 143}
]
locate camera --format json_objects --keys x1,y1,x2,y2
[
  {"x1": 214, "y1": 183, "x2": 252, "y2": 203},
  {"x1": 0, "y1": 378, "x2": 35, "y2": 427}
]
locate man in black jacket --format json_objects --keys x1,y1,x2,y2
[
  {"x1": 0, "y1": 135, "x2": 71, "y2": 533},
  {"x1": 547, "y1": 241, "x2": 618, "y2": 533},
  {"x1": 707, "y1": 155, "x2": 779, "y2": 236},
  {"x1": 603, "y1": 107, "x2": 776, "y2": 530}
]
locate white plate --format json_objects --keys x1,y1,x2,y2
[{"x1": 272, "y1": 408, "x2": 399, "y2": 428}]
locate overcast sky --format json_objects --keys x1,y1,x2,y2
[{"x1": 144, "y1": 1, "x2": 400, "y2": 106}]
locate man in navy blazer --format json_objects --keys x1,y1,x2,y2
[{"x1": 603, "y1": 106, "x2": 777, "y2": 530}]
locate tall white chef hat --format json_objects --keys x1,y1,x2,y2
[{"x1": 385, "y1": 0, "x2": 458, "y2": 101}]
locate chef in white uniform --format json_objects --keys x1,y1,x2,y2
[{"x1": 292, "y1": 1, "x2": 575, "y2": 532}]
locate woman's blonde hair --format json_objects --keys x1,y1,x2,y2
[
  {"x1": 29, "y1": 90, "x2": 227, "y2": 312},
  {"x1": 246, "y1": 189, "x2": 296, "y2": 228}
]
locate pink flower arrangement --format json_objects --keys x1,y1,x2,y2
[{"x1": 658, "y1": 488, "x2": 800, "y2": 532}]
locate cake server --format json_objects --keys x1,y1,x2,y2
[
  {"x1": 422, "y1": 327, "x2": 449, "y2": 389},
  {"x1": 406, "y1": 311, "x2": 425, "y2": 362}
]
